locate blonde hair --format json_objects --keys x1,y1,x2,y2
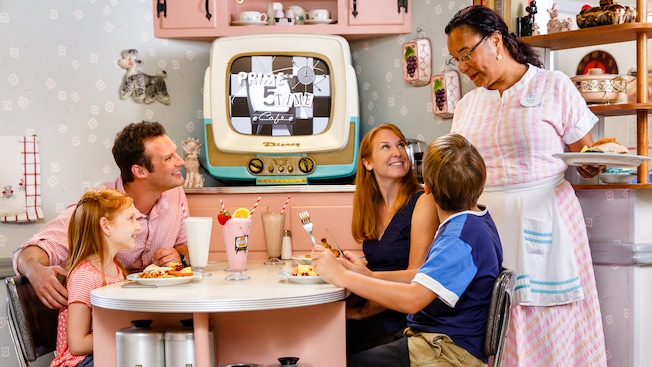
[
  {"x1": 352, "y1": 124, "x2": 422, "y2": 242},
  {"x1": 66, "y1": 188, "x2": 132, "y2": 284},
  {"x1": 423, "y1": 134, "x2": 485, "y2": 212}
]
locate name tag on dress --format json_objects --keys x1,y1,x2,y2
[{"x1": 520, "y1": 93, "x2": 541, "y2": 107}]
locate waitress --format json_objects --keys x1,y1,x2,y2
[{"x1": 445, "y1": 5, "x2": 607, "y2": 367}]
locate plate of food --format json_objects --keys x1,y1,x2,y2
[
  {"x1": 553, "y1": 138, "x2": 649, "y2": 168},
  {"x1": 553, "y1": 152, "x2": 649, "y2": 168},
  {"x1": 126, "y1": 264, "x2": 200, "y2": 286},
  {"x1": 278, "y1": 265, "x2": 325, "y2": 284}
]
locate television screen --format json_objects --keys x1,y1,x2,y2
[
  {"x1": 203, "y1": 34, "x2": 359, "y2": 185},
  {"x1": 229, "y1": 55, "x2": 332, "y2": 137}
]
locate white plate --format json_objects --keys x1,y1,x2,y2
[
  {"x1": 291, "y1": 255, "x2": 313, "y2": 265},
  {"x1": 304, "y1": 19, "x2": 336, "y2": 25},
  {"x1": 126, "y1": 272, "x2": 201, "y2": 286},
  {"x1": 552, "y1": 152, "x2": 650, "y2": 168},
  {"x1": 599, "y1": 173, "x2": 637, "y2": 184},
  {"x1": 278, "y1": 271, "x2": 325, "y2": 284},
  {"x1": 231, "y1": 20, "x2": 268, "y2": 26}
]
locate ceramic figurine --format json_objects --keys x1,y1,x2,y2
[
  {"x1": 576, "y1": 0, "x2": 636, "y2": 28},
  {"x1": 518, "y1": 0, "x2": 538, "y2": 37},
  {"x1": 546, "y1": 3, "x2": 574, "y2": 33},
  {"x1": 117, "y1": 49, "x2": 170, "y2": 105},
  {"x1": 183, "y1": 138, "x2": 204, "y2": 188}
]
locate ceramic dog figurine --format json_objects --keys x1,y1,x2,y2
[{"x1": 117, "y1": 49, "x2": 170, "y2": 105}]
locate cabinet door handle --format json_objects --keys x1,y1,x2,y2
[
  {"x1": 156, "y1": 0, "x2": 166, "y2": 18},
  {"x1": 205, "y1": 0, "x2": 212, "y2": 21},
  {"x1": 398, "y1": 0, "x2": 408, "y2": 13},
  {"x1": 352, "y1": 0, "x2": 358, "y2": 18}
]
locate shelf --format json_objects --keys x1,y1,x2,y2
[
  {"x1": 522, "y1": 23, "x2": 652, "y2": 50},
  {"x1": 573, "y1": 183, "x2": 652, "y2": 190},
  {"x1": 588, "y1": 103, "x2": 652, "y2": 116}
]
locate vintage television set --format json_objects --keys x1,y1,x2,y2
[{"x1": 202, "y1": 33, "x2": 360, "y2": 185}]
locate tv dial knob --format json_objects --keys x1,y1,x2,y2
[
  {"x1": 298, "y1": 157, "x2": 315, "y2": 174},
  {"x1": 248, "y1": 158, "x2": 264, "y2": 174}
]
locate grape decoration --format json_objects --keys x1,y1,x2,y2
[
  {"x1": 404, "y1": 45, "x2": 417, "y2": 78},
  {"x1": 433, "y1": 78, "x2": 446, "y2": 111}
]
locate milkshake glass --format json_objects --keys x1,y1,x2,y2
[
  {"x1": 262, "y1": 212, "x2": 285, "y2": 265},
  {"x1": 184, "y1": 217, "x2": 213, "y2": 276},
  {"x1": 222, "y1": 217, "x2": 251, "y2": 280}
]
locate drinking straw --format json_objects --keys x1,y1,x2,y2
[
  {"x1": 250, "y1": 196, "x2": 261, "y2": 216},
  {"x1": 280, "y1": 195, "x2": 291, "y2": 214},
  {"x1": 220, "y1": 199, "x2": 225, "y2": 212}
]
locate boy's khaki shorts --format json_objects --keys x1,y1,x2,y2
[{"x1": 405, "y1": 329, "x2": 486, "y2": 367}]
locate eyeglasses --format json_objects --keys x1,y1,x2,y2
[{"x1": 447, "y1": 32, "x2": 492, "y2": 67}]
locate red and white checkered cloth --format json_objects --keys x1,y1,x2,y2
[{"x1": 0, "y1": 136, "x2": 43, "y2": 222}]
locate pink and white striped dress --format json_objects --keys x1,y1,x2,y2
[{"x1": 451, "y1": 65, "x2": 607, "y2": 367}]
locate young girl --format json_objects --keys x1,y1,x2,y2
[{"x1": 51, "y1": 188, "x2": 140, "y2": 367}]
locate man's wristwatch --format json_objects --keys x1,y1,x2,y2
[{"x1": 179, "y1": 253, "x2": 189, "y2": 267}]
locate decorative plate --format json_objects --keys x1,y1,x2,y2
[
  {"x1": 576, "y1": 50, "x2": 618, "y2": 75},
  {"x1": 552, "y1": 152, "x2": 650, "y2": 168},
  {"x1": 125, "y1": 272, "x2": 201, "y2": 286}
]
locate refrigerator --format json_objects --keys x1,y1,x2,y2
[{"x1": 578, "y1": 189, "x2": 652, "y2": 367}]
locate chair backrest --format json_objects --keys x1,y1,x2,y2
[
  {"x1": 5, "y1": 275, "x2": 59, "y2": 364},
  {"x1": 484, "y1": 268, "x2": 516, "y2": 367}
]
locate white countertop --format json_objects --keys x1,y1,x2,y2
[{"x1": 91, "y1": 260, "x2": 348, "y2": 313}]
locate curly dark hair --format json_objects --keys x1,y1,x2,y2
[
  {"x1": 445, "y1": 5, "x2": 543, "y2": 68},
  {"x1": 112, "y1": 121, "x2": 166, "y2": 183}
]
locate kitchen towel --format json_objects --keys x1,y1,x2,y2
[{"x1": 0, "y1": 136, "x2": 43, "y2": 222}]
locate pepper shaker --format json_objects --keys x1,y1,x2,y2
[{"x1": 281, "y1": 230, "x2": 293, "y2": 260}]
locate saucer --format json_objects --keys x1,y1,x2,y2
[
  {"x1": 232, "y1": 20, "x2": 268, "y2": 26},
  {"x1": 304, "y1": 19, "x2": 335, "y2": 25}
]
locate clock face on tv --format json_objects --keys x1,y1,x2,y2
[{"x1": 228, "y1": 55, "x2": 332, "y2": 136}]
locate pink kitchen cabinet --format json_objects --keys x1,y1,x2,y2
[
  {"x1": 153, "y1": 0, "x2": 219, "y2": 34},
  {"x1": 152, "y1": 0, "x2": 412, "y2": 41}
]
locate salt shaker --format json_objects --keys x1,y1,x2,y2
[{"x1": 281, "y1": 230, "x2": 293, "y2": 260}]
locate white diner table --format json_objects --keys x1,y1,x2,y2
[{"x1": 91, "y1": 260, "x2": 349, "y2": 367}]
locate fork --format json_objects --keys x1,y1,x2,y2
[{"x1": 299, "y1": 211, "x2": 318, "y2": 247}]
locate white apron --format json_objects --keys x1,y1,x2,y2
[{"x1": 481, "y1": 175, "x2": 584, "y2": 306}]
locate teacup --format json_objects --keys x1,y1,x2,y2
[
  {"x1": 305, "y1": 9, "x2": 330, "y2": 21},
  {"x1": 287, "y1": 5, "x2": 306, "y2": 24},
  {"x1": 239, "y1": 11, "x2": 268, "y2": 22}
]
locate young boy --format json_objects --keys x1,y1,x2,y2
[{"x1": 311, "y1": 133, "x2": 503, "y2": 366}]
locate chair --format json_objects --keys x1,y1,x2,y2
[
  {"x1": 484, "y1": 268, "x2": 516, "y2": 367},
  {"x1": 5, "y1": 275, "x2": 59, "y2": 367}
]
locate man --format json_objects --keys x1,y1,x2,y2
[{"x1": 13, "y1": 121, "x2": 189, "y2": 309}]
